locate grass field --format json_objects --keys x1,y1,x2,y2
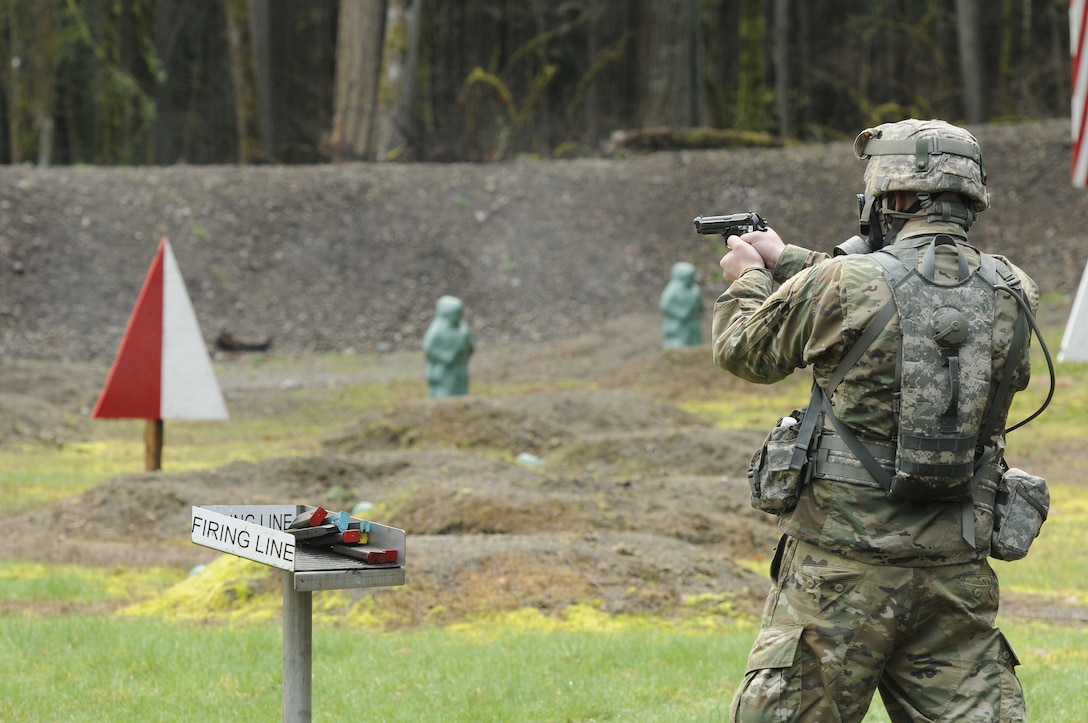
[
  {"x1": 2, "y1": 325, "x2": 1087, "y2": 721},
  {"x1": 2, "y1": 602, "x2": 1088, "y2": 721}
]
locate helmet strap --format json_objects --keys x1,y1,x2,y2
[
  {"x1": 918, "y1": 192, "x2": 976, "y2": 229},
  {"x1": 858, "y1": 194, "x2": 885, "y2": 250},
  {"x1": 875, "y1": 196, "x2": 922, "y2": 246}
]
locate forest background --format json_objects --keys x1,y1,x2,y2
[{"x1": 0, "y1": 0, "x2": 1072, "y2": 167}]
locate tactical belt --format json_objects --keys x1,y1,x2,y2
[
  {"x1": 811, "y1": 433, "x2": 895, "y2": 488},
  {"x1": 811, "y1": 432, "x2": 1000, "y2": 507}
]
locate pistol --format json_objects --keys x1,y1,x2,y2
[{"x1": 693, "y1": 211, "x2": 767, "y2": 238}]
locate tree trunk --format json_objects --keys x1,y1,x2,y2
[
  {"x1": 3, "y1": 0, "x2": 25, "y2": 163},
  {"x1": 376, "y1": 0, "x2": 422, "y2": 159},
  {"x1": 34, "y1": 0, "x2": 62, "y2": 165},
  {"x1": 248, "y1": 0, "x2": 276, "y2": 160},
  {"x1": 153, "y1": 0, "x2": 175, "y2": 163},
  {"x1": 955, "y1": 0, "x2": 984, "y2": 122},
  {"x1": 330, "y1": 0, "x2": 386, "y2": 161},
  {"x1": 225, "y1": 0, "x2": 259, "y2": 163},
  {"x1": 639, "y1": 0, "x2": 702, "y2": 127},
  {"x1": 773, "y1": 0, "x2": 789, "y2": 139},
  {"x1": 796, "y1": 0, "x2": 811, "y2": 135},
  {"x1": 736, "y1": 0, "x2": 766, "y2": 131},
  {"x1": 1016, "y1": 0, "x2": 1031, "y2": 116}
]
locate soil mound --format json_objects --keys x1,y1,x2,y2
[{"x1": 325, "y1": 388, "x2": 712, "y2": 455}]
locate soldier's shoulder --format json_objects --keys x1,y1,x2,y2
[
  {"x1": 986, "y1": 253, "x2": 1040, "y2": 298},
  {"x1": 815, "y1": 252, "x2": 889, "y2": 285}
]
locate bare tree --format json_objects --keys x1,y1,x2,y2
[
  {"x1": 1, "y1": 0, "x2": 27, "y2": 163},
  {"x1": 735, "y1": 0, "x2": 767, "y2": 131},
  {"x1": 330, "y1": 0, "x2": 386, "y2": 161},
  {"x1": 956, "y1": 0, "x2": 984, "y2": 121},
  {"x1": 247, "y1": 0, "x2": 275, "y2": 160},
  {"x1": 773, "y1": 0, "x2": 789, "y2": 138},
  {"x1": 225, "y1": 0, "x2": 259, "y2": 163},
  {"x1": 31, "y1": 0, "x2": 60, "y2": 165},
  {"x1": 639, "y1": 0, "x2": 704, "y2": 127},
  {"x1": 375, "y1": 0, "x2": 422, "y2": 159}
]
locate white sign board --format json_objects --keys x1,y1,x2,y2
[
  {"x1": 192, "y1": 505, "x2": 297, "y2": 570},
  {"x1": 191, "y1": 504, "x2": 407, "y2": 579},
  {"x1": 199, "y1": 504, "x2": 299, "y2": 531}
]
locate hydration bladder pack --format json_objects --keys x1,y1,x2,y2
[{"x1": 869, "y1": 234, "x2": 1022, "y2": 502}]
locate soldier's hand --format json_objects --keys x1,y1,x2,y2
[
  {"x1": 720, "y1": 236, "x2": 765, "y2": 283},
  {"x1": 744, "y1": 228, "x2": 786, "y2": 272}
]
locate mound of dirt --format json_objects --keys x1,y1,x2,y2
[
  {"x1": 0, "y1": 361, "x2": 101, "y2": 447},
  {"x1": 325, "y1": 388, "x2": 712, "y2": 455},
  {"x1": 8, "y1": 413, "x2": 778, "y2": 625}
]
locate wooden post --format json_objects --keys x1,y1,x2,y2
[
  {"x1": 282, "y1": 571, "x2": 312, "y2": 723},
  {"x1": 144, "y1": 419, "x2": 163, "y2": 471}
]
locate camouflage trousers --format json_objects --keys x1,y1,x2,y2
[{"x1": 730, "y1": 537, "x2": 1025, "y2": 722}]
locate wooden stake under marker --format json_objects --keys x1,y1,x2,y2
[{"x1": 145, "y1": 419, "x2": 164, "y2": 471}]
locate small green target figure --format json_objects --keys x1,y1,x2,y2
[
  {"x1": 660, "y1": 262, "x2": 704, "y2": 348},
  {"x1": 423, "y1": 295, "x2": 475, "y2": 397}
]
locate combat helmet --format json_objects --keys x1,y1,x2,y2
[{"x1": 851, "y1": 119, "x2": 988, "y2": 248}]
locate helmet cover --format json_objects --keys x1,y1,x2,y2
[{"x1": 854, "y1": 119, "x2": 989, "y2": 212}]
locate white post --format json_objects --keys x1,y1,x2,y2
[{"x1": 282, "y1": 571, "x2": 312, "y2": 723}]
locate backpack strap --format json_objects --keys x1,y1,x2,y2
[
  {"x1": 920, "y1": 234, "x2": 971, "y2": 283},
  {"x1": 870, "y1": 249, "x2": 914, "y2": 434},
  {"x1": 789, "y1": 294, "x2": 898, "y2": 475},
  {"x1": 815, "y1": 387, "x2": 894, "y2": 493},
  {"x1": 978, "y1": 254, "x2": 1028, "y2": 444},
  {"x1": 962, "y1": 256, "x2": 1028, "y2": 547}
]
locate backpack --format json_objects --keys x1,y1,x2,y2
[
  {"x1": 801, "y1": 234, "x2": 1031, "y2": 504},
  {"x1": 869, "y1": 234, "x2": 1014, "y2": 501}
]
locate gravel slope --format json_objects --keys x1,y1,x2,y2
[{"x1": 1, "y1": 118, "x2": 1084, "y2": 363}]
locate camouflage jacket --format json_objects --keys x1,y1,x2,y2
[{"x1": 712, "y1": 221, "x2": 1039, "y2": 566}]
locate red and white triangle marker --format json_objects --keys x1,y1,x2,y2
[{"x1": 92, "y1": 237, "x2": 228, "y2": 420}]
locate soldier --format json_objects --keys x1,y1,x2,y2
[{"x1": 713, "y1": 120, "x2": 1041, "y2": 721}]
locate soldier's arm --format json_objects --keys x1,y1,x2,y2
[
  {"x1": 771, "y1": 244, "x2": 829, "y2": 283},
  {"x1": 712, "y1": 268, "x2": 816, "y2": 384}
]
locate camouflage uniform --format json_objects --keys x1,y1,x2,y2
[{"x1": 713, "y1": 220, "x2": 1038, "y2": 722}]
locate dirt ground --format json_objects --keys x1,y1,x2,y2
[
  {"x1": 3, "y1": 310, "x2": 1086, "y2": 628},
  {"x1": 2, "y1": 119, "x2": 1087, "y2": 627},
  {"x1": 0, "y1": 312, "x2": 784, "y2": 626}
]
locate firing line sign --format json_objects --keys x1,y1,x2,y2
[
  {"x1": 192, "y1": 505, "x2": 298, "y2": 570},
  {"x1": 191, "y1": 504, "x2": 407, "y2": 586},
  {"x1": 191, "y1": 504, "x2": 406, "y2": 722}
]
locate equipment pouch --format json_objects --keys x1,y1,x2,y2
[
  {"x1": 990, "y1": 467, "x2": 1049, "y2": 561},
  {"x1": 748, "y1": 408, "x2": 811, "y2": 514}
]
